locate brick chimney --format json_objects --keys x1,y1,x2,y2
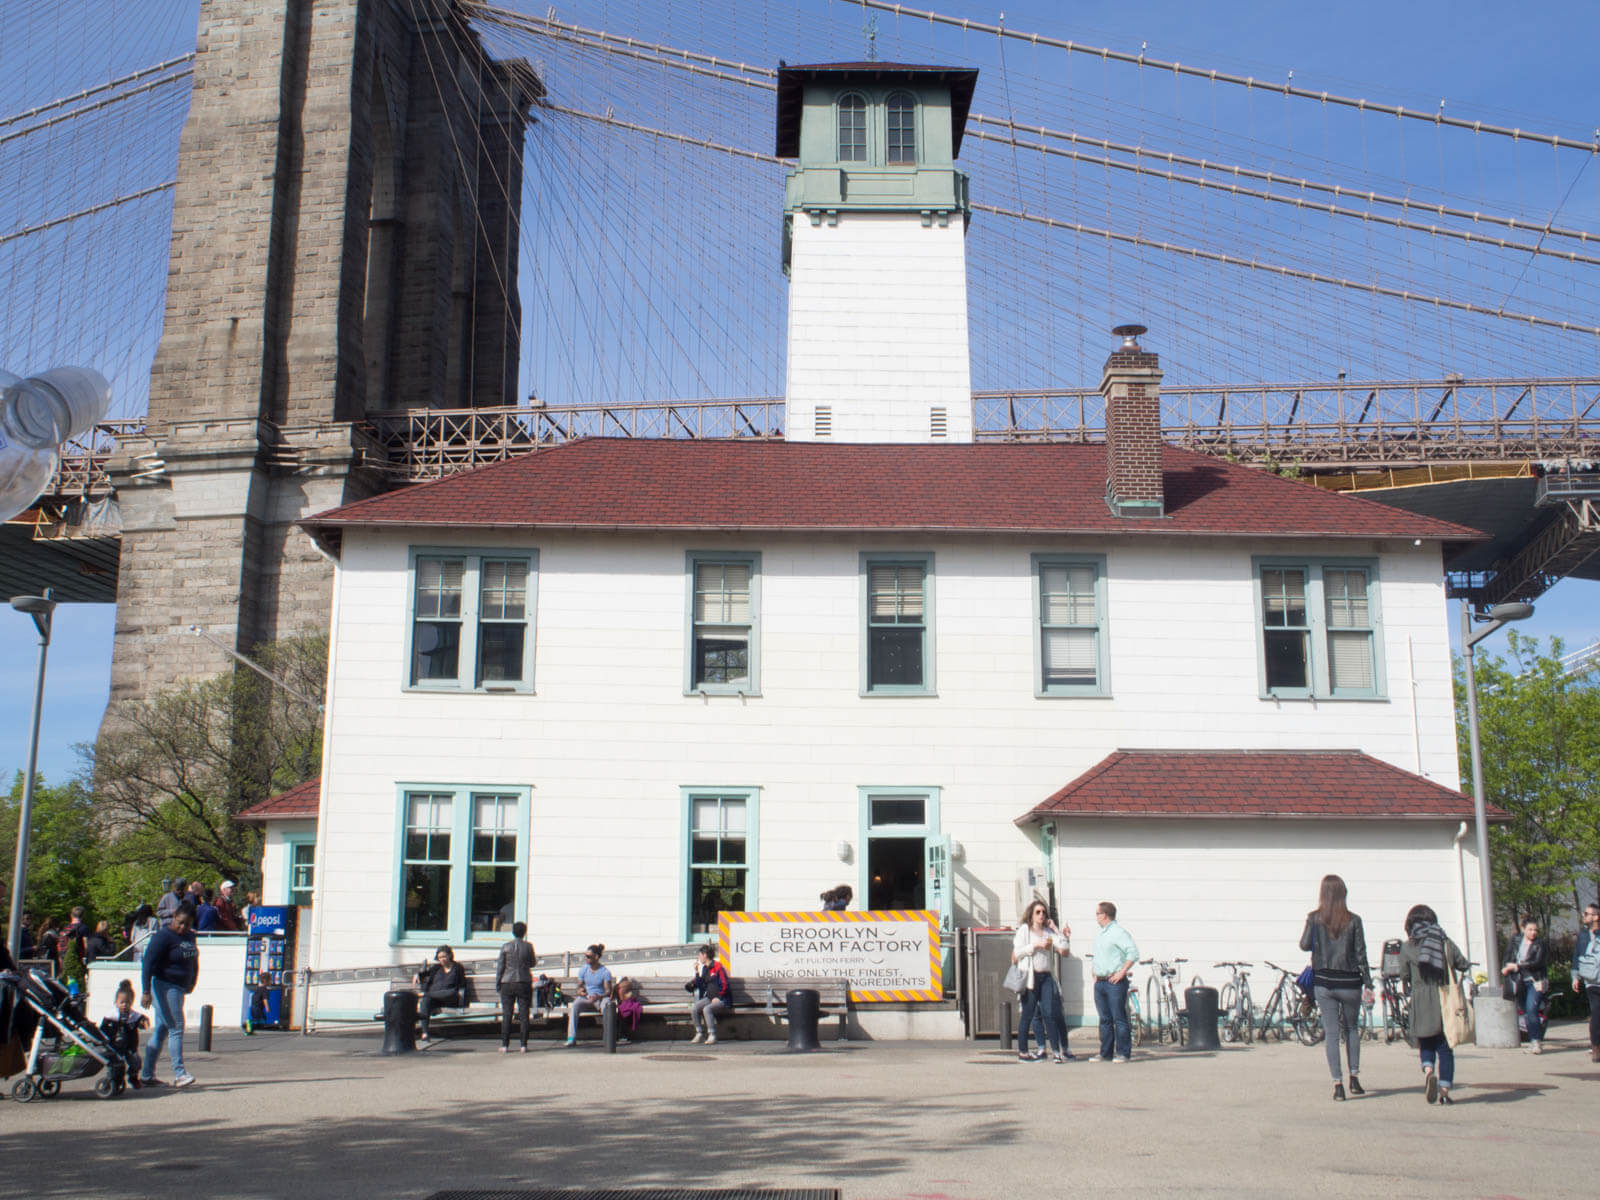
[{"x1": 1101, "y1": 324, "x2": 1165, "y2": 518}]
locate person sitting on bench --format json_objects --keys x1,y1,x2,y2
[
  {"x1": 413, "y1": 946, "x2": 466, "y2": 1041},
  {"x1": 565, "y1": 943, "x2": 614, "y2": 1046},
  {"x1": 684, "y1": 944, "x2": 732, "y2": 1045}
]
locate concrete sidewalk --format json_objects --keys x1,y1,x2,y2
[{"x1": 3, "y1": 1018, "x2": 1595, "y2": 1199}]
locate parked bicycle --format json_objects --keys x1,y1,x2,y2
[
  {"x1": 1126, "y1": 986, "x2": 1143, "y2": 1048},
  {"x1": 1258, "y1": 961, "x2": 1324, "y2": 1045},
  {"x1": 1379, "y1": 937, "x2": 1411, "y2": 1044},
  {"x1": 1140, "y1": 957, "x2": 1187, "y2": 1046},
  {"x1": 1214, "y1": 961, "x2": 1254, "y2": 1044}
]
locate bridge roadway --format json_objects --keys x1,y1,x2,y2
[{"x1": 4, "y1": 375, "x2": 1597, "y2": 608}]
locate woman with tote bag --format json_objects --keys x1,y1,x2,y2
[{"x1": 1397, "y1": 904, "x2": 1472, "y2": 1106}]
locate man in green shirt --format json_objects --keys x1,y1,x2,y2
[{"x1": 1090, "y1": 901, "x2": 1140, "y2": 1062}]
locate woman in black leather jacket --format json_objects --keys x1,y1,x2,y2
[
  {"x1": 1500, "y1": 918, "x2": 1550, "y2": 1053},
  {"x1": 1300, "y1": 874, "x2": 1372, "y2": 1101},
  {"x1": 414, "y1": 946, "x2": 466, "y2": 1042}
]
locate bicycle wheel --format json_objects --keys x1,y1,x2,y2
[
  {"x1": 1145, "y1": 976, "x2": 1162, "y2": 1044},
  {"x1": 1239, "y1": 980, "x2": 1254, "y2": 1044},
  {"x1": 1295, "y1": 1004, "x2": 1325, "y2": 1046},
  {"x1": 1218, "y1": 982, "x2": 1238, "y2": 1042},
  {"x1": 1127, "y1": 992, "x2": 1144, "y2": 1047},
  {"x1": 1165, "y1": 984, "x2": 1184, "y2": 1046},
  {"x1": 1258, "y1": 990, "x2": 1281, "y2": 1042}
]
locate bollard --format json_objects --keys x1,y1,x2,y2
[
  {"x1": 1000, "y1": 1001, "x2": 1013, "y2": 1050},
  {"x1": 603, "y1": 999, "x2": 618, "y2": 1053},
  {"x1": 784, "y1": 988, "x2": 822, "y2": 1052},
  {"x1": 379, "y1": 989, "x2": 418, "y2": 1055},
  {"x1": 1183, "y1": 986, "x2": 1222, "y2": 1052},
  {"x1": 198, "y1": 1004, "x2": 213, "y2": 1052}
]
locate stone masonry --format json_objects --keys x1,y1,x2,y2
[{"x1": 104, "y1": 0, "x2": 540, "y2": 716}]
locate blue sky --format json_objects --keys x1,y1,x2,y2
[{"x1": 3, "y1": 0, "x2": 1597, "y2": 783}]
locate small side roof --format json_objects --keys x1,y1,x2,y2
[
  {"x1": 236, "y1": 778, "x2": 320, "y2": 823},
  {"x1": 775, "y1": 62, "x2": 980, "y2": 157},
  {"x1": 1019, "y1": 749, "x2": 1505, "y2": 823}
]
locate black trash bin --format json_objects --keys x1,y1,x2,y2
[
  {"x1": 380, "y1": 989, "x2": 418, "y2": 1055},
  {"x1": 785, "y1": 988, "x2": 822, "y2": 1052},
  {"x1": 1184, "y1": 985, "x2": 1221, "y2": 1052}
]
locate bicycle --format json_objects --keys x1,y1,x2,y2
[
  {"x1": 1379, "y1": 938, "x2": 1410, "y2": 1044},
  {"x1": 1258, "y1": 961, "x2": 1324, "y2": 1045},
  {"x1": 1126, "y1": 987, "x2": 1143, "y2": 1048},
  {"x1": 1214, "y1": 961, "x2": 1254, "y2": 1044},
  {"x1": 1140, "y1": 957, "x2": 1187, "y2": 1046}
]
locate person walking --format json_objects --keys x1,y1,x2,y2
[
  {"x1": 1011, "y1": 900, "x2": 1069, "y2": 1063},
  {"x1": 1398, "y1": 904, "x2": 1470, "y2": 1105},
  {"x1": 155, "y1": 879, "x2": 186, "y2": 923},
  {"x1": 495, "y1": 922, "x2": 536, "y2": 1053},
  {"x1": 213, "y1": 881, "x2": 243, "y2": 932},
  {"x1": 1300, "y1": 874, "x2": 1372, "y2": 1101},
  {"x1": 565, "y1": 943, "x2": 614, "y2": 1046},
  {"x1": 1571, "y1": 902, "x2": 1600, "y2": 1063},
  {"x1": 413, "y1": 946, "x2": 467, "y2": 1042},
  {"x1": 139, "y1": 907, "x2": 200, "y2": 1088},
  {"x1": 1089, "y1": 901, "x2": 1139, "y2": 1063},
  {"x1": 684, "y1": 943, "x2": 732, "y2": 1044},
  {"x1": 1500, "y1": 917, "x2": 1550, "y2": 1053}
]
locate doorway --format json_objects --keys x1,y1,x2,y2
[
  {"x1": 860, "y1": 788, "x2": 940, "y2": 911},
  {"x1": 867, "y1": 836, "x2": 925, "y2": 909}
]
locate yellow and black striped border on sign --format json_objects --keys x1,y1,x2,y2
[{"x1": 717, "y1": 909, "x2": 942, "y2": 1003}]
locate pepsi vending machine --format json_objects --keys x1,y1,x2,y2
[{"x1": 241, "y1": 906, "x2": 296, "y2": 1029}]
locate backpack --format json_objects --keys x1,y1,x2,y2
[{"x1": 1578, "y1": 932, "x2": 1600, "y2": 986}]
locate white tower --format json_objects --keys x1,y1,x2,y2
[{"x1": 777, "y1": 64, "x2": 978, "y2": 443}]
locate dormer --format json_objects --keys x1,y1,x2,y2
[{"x1": 776, "y1": 63, "x2": 977, "y2": 270}]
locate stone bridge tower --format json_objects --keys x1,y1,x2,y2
[{"x1": 105, "y1": 0, "x2": 541, "y2": 715}]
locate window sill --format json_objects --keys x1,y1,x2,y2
[
  {"x1": 402, "y1": 685, "x2": 535, "y2": 697},
  {"x1": 1035, "y1": 690, "x2": 1113, "y2": 700},
  {"x1": 1261, "y1": 692, "x2": 1389, "y2": 703},
  {"x1": 859, "y1": 689, "x2": 939, "y2": 698},
  {"x1": 684, "y1": 688, "x2": 763, "y2": 700}
]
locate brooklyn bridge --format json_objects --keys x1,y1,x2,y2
[{"x1": 2, "y1": 0, "x2": 1596, "y2": 713}]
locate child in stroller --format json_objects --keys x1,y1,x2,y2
[
  {"x1": 6, "y1": 969, "x2": 128, "y2": 1102},
  {"x1": 100, "y1": 979, "x2": 149, "y2": 1089}
]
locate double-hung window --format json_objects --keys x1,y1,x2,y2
[
  {"x1": 886, "y1": 91, "x2": 917, "y2": 163},
  {"x1": 1034, "y1": 554, "x2": 1109, "y2": 695},
  {"x1": 686, "y1": 552, "x2": 760, "y2": 694},
  {"x1": 1255, "y1": 559, "x2": 1383, "y2": 698},
  {"x1": 862, "y1": 554, "x2": 934, "y2": 694},
  {"x1": 837, "y1": 93, "x2": 867, "y2": 162},
  {"x1": 286, "y1": 838, "x2": 315, "y2": 906},
  {"x1": 407, "y1": 549, "x2": 536, "y2": 691},
  {"x1": 395, "y1": 785, "x2": 530, "y2": 943},
  {"x1": 681, "y1": 789, "x2": 759, "y2": 939}
]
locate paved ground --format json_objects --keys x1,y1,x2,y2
[{"x1": 3, "y1": 1017, "x2": 1596, "y2": 1199}]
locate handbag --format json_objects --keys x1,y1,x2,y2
[
  {"x1": 1002, "y1": 962, "x2": 1028, "y2": 994},
  {"x1": 1439, "y1": 956, "x2": 1475, "y2": 1046}
]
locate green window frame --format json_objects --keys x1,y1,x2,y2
[
  {"x1": 861, "y1": 553, "x2": 935, "y2": 696},
  {"x1": 837, "y1": 92, "x2": 867, "y2": 162},
  {"x1": 1253, "y1": 558, "x2": 1384, "y2": 699},
  {"x1": 680, "y1": 788, "x2": 759, "y2": 941},
  {"x1": 685, "y1": 552, "x2": 761, "y2": 695},
  {"x1": 856, "y1": 786, "x2": 942, "y2": 911},
  {"x1": 405, "y1": 547, "x2": 538, "y2": 693},
  {"x1": 886, "y1": 91, "x2": 917, "y2": 164},
  {"x1": 1032, "y1": 554, "x2": 1110, "y2": 696},
  {"x1": 393, "y1": 784, "x2": 531, "y2": 945},
  {"x1": 284, "y1": 836, "x2": 315, "y2": 906}
]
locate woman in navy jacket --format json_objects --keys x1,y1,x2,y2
[
  {"x1": 139, "y1": 908, "x2": 199, "y2": 1087},
  {"x1": 1500, "y1": 917, "x2": 1550, "y2": 1053}
]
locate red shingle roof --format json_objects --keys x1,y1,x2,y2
[
  {"x1": 1021, "y1": 750, "x2": 1504, "y2": 822},
  {"x1": 236, "y1": 779, "x2": 320, "y2": 823},
  {"x1": 301, "y1": 439, "x2": 1483, "y2": 547}
]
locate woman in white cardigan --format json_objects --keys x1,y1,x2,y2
[{"x1": 1012, "y1": 899, "x2": 1071, "y2": 1062}]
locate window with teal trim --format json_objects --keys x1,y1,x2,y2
[
  {"x1": 1037, "y1": 557, "x2": 1106, "y2": 693},
  {"x1": 406, "y1": 549, "x2": 536, "y2": 691},
  {"x1": 688, "y1": 554, "x2": 758, "y2": 692},
  {"x1": 287, "y1": 841, "x2": 315, "y2": 906},
  {"x1": 686, "y1": 794, "x2": 750, "y2": 936},
  {"x1": 1256, "y1": 560, "x2": 1382, "y2": 699},
  {"x1": 865, "y1": 557, "x2": 931, "y2": 693},
  {"x1": 397, "y1": 787, "x2": 527, "y2": 942},
  {"x1": 886, "y1": 91, "x2": 917, "y2": 163},
  {"x1": 838, "y1": 93, "x2": 867, "y2": 161}
]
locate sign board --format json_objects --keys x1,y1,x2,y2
[{"x1": 719, "y1": 910, "x2": 941, "y2": 1002}]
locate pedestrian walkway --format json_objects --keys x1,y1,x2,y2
[{"x1": 4, "y1": 1020, "x2": 1594, "y2": 1198}]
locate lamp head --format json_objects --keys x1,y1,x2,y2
[
  {"x1": 1486, "y1": 602, "x2": 1534, "y2": 623},
  {"x1": 10, "y1": 595, "x2": 55, "y2": 616}
]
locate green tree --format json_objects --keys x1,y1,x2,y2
[
  {"x1": 0, "y1": 773, "x2": 103, "y2": 924},
  {"x1": 1456, "y1": 632, "x2": 1600, "y2": 935},
  {"x1": 85, "y1": 632, "x2": 327, "y2": 890}
]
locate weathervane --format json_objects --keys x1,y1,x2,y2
[{"x1": 864, "y1": 14, "x2": 878, "y2": 61}]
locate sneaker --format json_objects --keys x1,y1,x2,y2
[
  {"x1": 1086, "y1": 1054, "x2": 1110, "y2": 1063},
  {"x1": 520, "y1": 1045, "x2": 529, "y2": 1054},
  {"x1": 1529, "y1": 1041, "x2": 1542, "y2": 1055},
  {"x1": 1016, "y1": 1052, "x2": 1033, "y2": 1062},
  {"x1": 705, "y1": 1034, "x2": 718, "y2": 1046},
  {"x1": 498, "y1": 1045, "x2": 508, "y2": 1053},
  {"x1": 1333, "y1": 1082, "x2": 1346, "y2": 1102},
  {"x1": 173, "y1": 1074, "x2": 197, "y2": 1089},
  {"x1": 1437, "y1": 1089, "x2": 1454, "y2": 1106},
  {"x1": 1112, "y1": 1056, "x2": 1130, "y2": 1064},
  {"x1": 1051, "y1": 1052, "x2": 1067, "y2": 1064},
  {"x1": 1348, "y1": 1076, "x2": 1365, "y2": 1096},
  {"x1": 417, "y1": 1032, "x2": 429, "y2": 1042},
  {"x1": 1424, "y1": 1068, "x2": 1439, "y2": 1104},
  {"x1": 1029, "y1": 1049, "x2": 1048, "y2": 1061},
  {"x1": 1591, "y1": 1046, "x2": 1599, "y2": 1063},
  {"x1": 139, "y1": 1077, "x2": 162, "y2": 1088},
  {"x1": 564, "y1": 1038, "x2": 576, "y2": 1047},
  {"x1": 689, "y1": 1032, "x2": 705, "y2": 1044}
]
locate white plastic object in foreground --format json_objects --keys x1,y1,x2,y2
[
  {"x1": 0, "y1": 430, "x2": 59, "y2": 523},
  {"x1": 0, "y1": 365, "x2": 112, "y2": 449}
]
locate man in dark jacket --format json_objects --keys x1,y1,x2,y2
[
  {"x1": 155, "y1": 879, "x2": 187, "y2": 922},
  {"x1": 1572, "y1": 903, "x2": 1600, "y2": 1063},
  {"x1": 140, "y1": 908, "x2": 200, "y2": 1088},
  {"x1": 495, "y1": 922, "x2": 536, "y2": 1052},
  {"x1": 213, "y1": 881, "x2": 243, "y2": 932}
]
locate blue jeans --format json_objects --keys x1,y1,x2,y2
[
  {"x1": 1094, "y1": 977, "x2": 1132, "y2": 1058},
  {"x1": 142, "y1": 979, "x2": 187, "y2": 1080},
  {"x1": 1418, "y1": 1032, "x2": 1454, "y2": 1088},
  {"x1": 1018, "y1": 972, "x2": 1063, "y2": 1054},
  {"x1": 1514, "y1": 978, "x2": 1546, "y2": 1042}
]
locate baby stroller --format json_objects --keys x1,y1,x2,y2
[{"x1": 6, "y1": 970, "x2": 127, "y2": 1101}]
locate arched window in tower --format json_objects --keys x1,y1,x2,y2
[
  {"x1": 838, "y1": 93, "x2": 867, "y2": 162},
  {"x1": 886, "y1": 92, "x2": 916, "y2": 164}
]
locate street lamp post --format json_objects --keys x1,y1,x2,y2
[
  {"x1": 1460, "y1": 597, "x2": 1534, "y2": 1048},
  {"x1": 7, "y1": 589, "x2": 57, "y2": 957}
]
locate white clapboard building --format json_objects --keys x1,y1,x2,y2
[{"x1": 293, "y1": 64, "x2": 1491, "y2": 1031}]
